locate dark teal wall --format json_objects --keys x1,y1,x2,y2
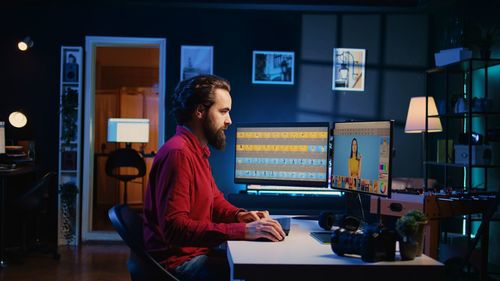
[{"x1": 0, "y1": 3, "x2": 430, "y2": 194}]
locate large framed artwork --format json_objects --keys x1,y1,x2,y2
[
  {"x1": 252, "y1": 51, "x2": 294, "y2": 85},
  {"x1": 180, "y1": 45, "x2": 213, "y2": 80},
  {"x1": 332, "y1": 48, "x2": 366, "y2": 92}
]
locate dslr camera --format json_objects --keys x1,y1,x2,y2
[{"x1": 330, "y1": 223, "x2": 396, "y2": 263}]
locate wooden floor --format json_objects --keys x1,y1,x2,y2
[{"x1": 0, "y1": 243, "x2": 130, "y2": 281}]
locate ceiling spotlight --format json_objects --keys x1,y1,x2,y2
[
  {"x1": 8, "y1": 111, "x2": 28, "y2": 128},
  {"x1": 18, "y1": 36, "x2": 34, "y2": 51}
]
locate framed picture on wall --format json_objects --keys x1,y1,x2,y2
[
  {"x1": 63, "y1": 49, "x2": 81, "y2": 83},
  {"x1": 332, "y1": 48, "x2": 366, "y2": 92},
  {"x1": 252, "y1": 51, "x2": 294, "y2": 85},
  {"x1": 180, "y1": 45, "x2": 213, "y2": 80}
]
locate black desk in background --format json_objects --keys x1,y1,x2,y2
[{"x1": 0, "y1": 165, "x2": 37, "y2": 267}]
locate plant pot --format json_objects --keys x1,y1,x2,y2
[
  {"x1": 480, "y1": 49, "x2": 491, "y2": 60},
  {"x1": 414, "y1": 221, "x2": 427, "y2": 257},
  {"x1": 399, "y1": 239, "x2": 417, "y2": 261}
]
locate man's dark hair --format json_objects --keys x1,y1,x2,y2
[{"x1": 171, "y1": 75, "x2": 231, "y2": 125}]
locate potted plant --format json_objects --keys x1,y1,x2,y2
[
  {"x1": 476, "y1": 25, "x2": 499, "y2": 59},
  {"x1": 60, "y1": 87, "x2": 79, "y2": 144},
  {"x1": 464, "y1": 23, "x2": 499, "y2": 59},
  {"x1": 396, "y1": 209, "x2": 428, "y2": 260},
  {"x1": 59, "y1": 182, "x2": 79, "y2": 245},
  {"x1": 405, "y1": 209, "x2": 428, "y2": 256}
]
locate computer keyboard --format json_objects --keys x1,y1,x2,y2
[{"x1": 310, "y1": 231, "x2": 334, "y2": 244}]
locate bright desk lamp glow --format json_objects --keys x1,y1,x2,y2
[
  {"x1": 8, "y1": 111, "x2": 28, "y2": 128},
  {"x1": 405, "y1": 96, "x2": 442, "y2": 133}
]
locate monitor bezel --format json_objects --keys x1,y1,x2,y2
[
  {"x1": 331, "y1": 120, "x2": 393, "y2": 198},
  {"x1": 234, "y1": 122, "x2": 331, "y2": 188}
]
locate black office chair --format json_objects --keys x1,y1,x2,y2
[
  {"x1": 105, "y1": 148, "x2": 146, "y2": 204},
  {"x1": 13, "y1": 171, "x2": 59, "y2": 259},
  {"x1": 108, "y1": 204, "x2": 179, "y2": 281}
]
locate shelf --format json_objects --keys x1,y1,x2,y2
[
  {"x1": 427, "y1": 58, "x2": 500, "y2": 74},
  {"x1": 425, "y1": 161, "x2": 500, "y2": 168},
  {"x1": 429, "y1": 112, "x2": 500, "y2": 118},
  {"x1": 60, "y1": 170, "x2": 77, "y2": 173}
]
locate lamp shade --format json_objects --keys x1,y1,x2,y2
[
  {"x1": 405, "y1": 96, "x2": 442, "y2": 133},
  {"x1": 107, "y1": 118, "x2": 149, "y2": 143}
]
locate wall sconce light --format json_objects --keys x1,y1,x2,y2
[
  {"x1": 8, "y1": 111, "x2": 28, "y2": 128},
  {"x1": 18, "y1": 36, "x2": 34, "y2": 51}
]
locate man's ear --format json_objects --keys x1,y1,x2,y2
[{"x1": 194, "y1": 104, "x2": 206, "y2": 119}]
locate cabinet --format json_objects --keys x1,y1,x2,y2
[
  {"x1": 424, "y1": 58, "x2": 500, "y2": 281},
  {"x1": 58, "y1": 47, "x2": 83, "y2": 245}
]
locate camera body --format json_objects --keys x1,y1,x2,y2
[{"x1": 330, "y1": 224, "x2": 396, "y2": 263}]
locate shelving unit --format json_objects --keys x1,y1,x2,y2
[
  {"x1": 425, "y1": 58, "x2": 500, "y2": 281},
  {"x1": 58, "y1": 46, "x2": 83, "y2": 246},
  {"x1": 425, "y1": 58, "x2": 500, "y2": 191}
]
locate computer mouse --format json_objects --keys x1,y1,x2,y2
[
  {"x1": 255, "y1": 236, "x2": 285, "y2": 242},
  {"x1": 255, "y1": 237, "x2": 273, "y2": 242}
]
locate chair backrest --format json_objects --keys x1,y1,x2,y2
[
  {"x1": 105, "y1": 148, "x2": 146, "y2": 182},
  {"x1": 108, "y1": 204, "x2": 179, "y2": 281},
  {"x1": 15, "y1": 172, "x2": 56, "y2": 212}
]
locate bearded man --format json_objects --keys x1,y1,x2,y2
[{"x1": 143, "y1": 75, "x2": 285, "y2": 281}]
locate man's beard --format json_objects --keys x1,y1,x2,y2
[{"x1": 203, "y1": 118, "x2": 227, "y2": 150}]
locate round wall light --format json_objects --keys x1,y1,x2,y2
[
  {"x1": 18, "y1": 36, "x2": 34, "y2": 51},
  {"x1": 8, "y1": 111, "x2": 28, "y2": 128}
]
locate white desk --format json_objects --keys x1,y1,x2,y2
[{"x1": 227, "y1": 217, "x2": 444, "y2": 281}]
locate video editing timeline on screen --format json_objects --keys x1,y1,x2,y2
[
  {"x1": 331, "y1": 121, "x2": 392, "y2": 197},
  {"x1": 234, "y1": 125, "x2": 329, "y2": 186}
]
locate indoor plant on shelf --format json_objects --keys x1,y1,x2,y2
[{"x1": 396, "y1": 209, "x2": 428, "y2": 260}]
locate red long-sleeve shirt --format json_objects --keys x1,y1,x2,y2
[{"x1": 143, "y1": 126, "x2": 246, "y2": 270}]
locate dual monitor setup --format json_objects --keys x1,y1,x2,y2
[
  {"x1": 234, "y1": 120, "x2": 394, "y2": 249},
  {"x1": 234, "y1": 120, "x2": 393, "y2": 198}
]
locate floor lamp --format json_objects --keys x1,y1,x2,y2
[
  {"x1": 404, "y1": 96, "x2": 442, "y2": 190},
  {"x1": 106, "y1": 118, "x2": 149, "y2": 205}
]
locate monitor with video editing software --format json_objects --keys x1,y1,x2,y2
[
  {"x1": 234, "y1": 123, "x2": 330, "y2": 188},
  {"x1": 331, "y1": 120, "x2": 393, "y2": 198}
]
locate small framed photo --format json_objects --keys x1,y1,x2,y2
[
  {"x1": 180, "y1": 45, "x2": 213, "y2": 80},
  {"x1": 252, "y1": 51, "x2": 294, "y2": 85},
  {"x1": 332, "y1": 48, "x2": 366, "y2": 92},
  {"x1": 63, "y1": 48, "x2": 81, "y2": 83}
]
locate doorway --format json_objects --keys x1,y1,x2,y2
[{"x1": 82, "y1": 36, "x2": 166, "y2": 241}]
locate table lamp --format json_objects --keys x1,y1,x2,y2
[
  {"x1": 405, "y1": 96, "x2": 442, "y2": 190},
  {"x1": 106, "y1": 118, "x2": 149, "y2": 204},
  {"x1": 405, "y1": 96, "x2": 442, "y2": 134}
]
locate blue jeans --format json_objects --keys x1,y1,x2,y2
[{"x1": 174, "y1": 250, "x2": 229, "y2": 281}]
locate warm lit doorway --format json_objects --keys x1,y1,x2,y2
[{"x1": 82, "y1": 36, "x2": 166, "y2": 241}]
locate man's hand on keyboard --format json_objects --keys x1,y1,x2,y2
[{"x1": 244, "y1": 218, "x2": 286, "y2": 242}]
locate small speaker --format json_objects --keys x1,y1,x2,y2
[{"x1": 64, "y1": 63, "x2": 78, "y2": 82}]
